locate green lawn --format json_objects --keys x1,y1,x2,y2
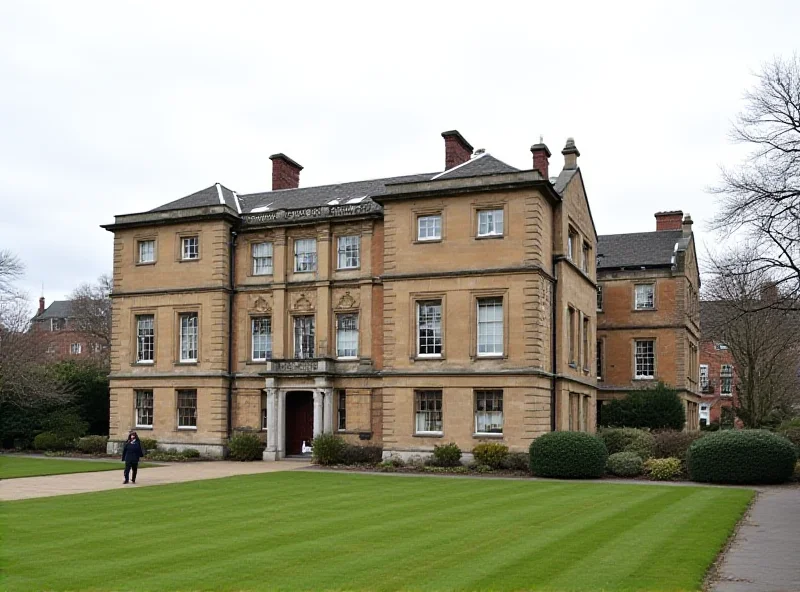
[
  {"x1": 1, "y1": 472, "x2": 753, "y2": 592},
  {"x1": 0, "y1": 456, "x2": 151, "y2": 479}
]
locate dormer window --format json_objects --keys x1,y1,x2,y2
[{"x1": 50, "y1": 318, "x2": 65, "y2": 331}]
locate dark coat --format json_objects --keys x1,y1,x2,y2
[{"x1": 121, "y1": 439, "x2": 145, "y2": 463}]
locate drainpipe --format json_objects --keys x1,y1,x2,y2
[
  {"x1": 550, "y1": 260, "x2": 558, "y2": 432},
  {"x1": 227, "y1": 229, "x2": 238, "y2": 439}
]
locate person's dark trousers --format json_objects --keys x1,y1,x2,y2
[{"x1": 124, "y1": 461, "x2": 139, "y2": 483}]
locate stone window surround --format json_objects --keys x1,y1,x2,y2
[
  {"x1": 412, "y1": 206, "x2": 445, "y2": 244},
  {"x1": 132, "y1": 310, "x2": 156, "y2": 366},
  {"x1": 250, "y1": 314, "x2": 273, "y2": 362},
  {"x1": 469, "y1": 289, "x2": 508, "y2": 360},
  {"x1": 473, "y1": 201, "x2": 507, "y2": 240},
  {"x1": 410, "y1": 292, "x2": 447, "y2": 361},
  {"x1": 134, "y1": 234, "x2": 157, "y2": 266},
  {"x1": 176, "y1": 230, "x2": 202, "y2": 262},
  {"x1": 174, "y1": 307, "x2": 200, "y2": 365}
]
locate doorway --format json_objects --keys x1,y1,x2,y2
[{"x1": 285, "y1": 391, "x2": 314, "y2": 455}]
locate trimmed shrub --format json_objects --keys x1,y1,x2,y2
[
  {"x1": 529, "y1": 432, "x2": 608, "y2": 479},
  {"x1": 599, "y1": 383, "x2": 685, "y2": 430},
  {"x1": 312, "y1": 433, "x2": 346, "y2": 466},
  {"x1": 599, "y1": 428, "x2": 656, "y2": 460},
  {"x1": 430, "y1": 442, "x2": 462, "y2": 467},
  {"x1": 339, "y1": 445, "x2": 383, "y2": 465},
  {"x1": 501, "y1": 452, "x2": 530, "y2": 472},
  {"x1": 644, "y1": 457, "x2": 682, "y2": 481},
  {"x1": 472, "y1": 442, "x2": 509, "y2": 469},
  {"x1": 228, "y1": 432, "x2": 264, "y2": 461},
  {"x1": 687, "y1": 429, "x2": 797, "y2": 484},
  {"x1": 33, "y1": 431, "x2": 75, "y2": 451},
  {"x1": 606, "y1": 452, "x2": 644, "y2": 477},
  {"x1": 139, "y1": 438, "x2": 158, "y2": 453},
  {"x1": 181, "y1": 448, "x2": 201, "y2": 458},
  {"x1": 653, "y1": 430, "x2": 704, "y2": 462},
  {"x1": 379, "y1": 455, "x2": 405, "y2": 468},
  {"x1": 76, "y1": 435, "x2": 108, "y2": 454}
]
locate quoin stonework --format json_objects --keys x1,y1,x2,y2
[{"x1": 103, "y1": 130, "x2": 659, "y2": 459}]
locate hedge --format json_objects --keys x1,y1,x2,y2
[
  {"x1": 606, "y1": 451, "x2": 644, "y2": 477},
  {"x1": 76, "y1": 435, "x2": 109, "y2": 454},
  {"x1": 312, "y1": 433, "x2": 346, "y2": 466},
  {"x1": 652, "y1": 430, "x2": 705, "y2": 462},
  {"x1": 529, "y1": 432, "x2": 608, "y2": 479},
  {"x1": 599, "y1": 383, "x2": 685, "y2": 430},
  {"x1": 430, "y1": 443, "x2": 462, "y2": 467},
  {"x1": 644, "y1": 457, "x2": 682, "y2": 481},
  {"x1": 228, "y1": 432, "x2": 264, "y2": 461},
  {"x1": 33, "y1": 431, "x2": 75, "y2": 451},
  {"x1": 472, "y1": 443, "x2": 509, "y2": 469},
  {"x1": 687, "y1": 429, "x2": 797, "y2": 484},
  {"x1": 599, "y1": 428, "x2": 655, "y2": 460}
]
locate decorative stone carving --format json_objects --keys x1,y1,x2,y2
[
  {"x1": 242, "y1": 202, "x2": 382, "y2": 227},
  {"x1": 251, "y1": 294, "x2": 272, "y2": 313},
  {"x1": 292, "y1": 292, "x2": 315, "y2": 312},
  {"x1": 335, "y1": 290, "x2": 358, "y2": 310}
]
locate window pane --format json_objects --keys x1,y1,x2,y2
[
  {"x1": 418, "y1": 215, "x2": 442, "y2": 241},
  {"x1": 252, "y1": 242, "x2": 273, "y2": 275},
  {"x1": 478, "y1": 210, "x2": 504, "y2": 236},
  {"x1": 635, "y1": 284, "x2": 655, "y2": 309},
  {"x1": 337, "y1": 391, "x2": 347, "y2": 431},
  {"x1": 182, "y1": 237, "x2": 199, "y2": 260},
  {"x1": 294, "y1": 316, "x2": 315, "y2": 359},
  {"x1": 177, "y1": 389, "x2": 197, "y2": 427},
  {"x1": 635, "y1": 340, "x2": 655, "y2": 377},
  {"x1": 135, "y1": 390, "x2": 154, "y2": 427},
  {"x1": 336, "y1": 314, "x2": 359, "y2": 358},
  {"x1": 477, "y1": 297, "x2": 503, "y2": 355},
  {"x1": 597, "y1": 286, "x2": 603, "y2": 311},
  {"x1": 475, "y1": 390, "x2": 503, "y2": 433},
  {"x1": 415, "y1": 390, "x2": 443, "y2": 433},
  {"x1": 179, "y1": 313, "x2": 198, "y2": 361},
  {"x1": 417, "y1": 301, "x2": 442, "y2": 355},
  {"x1": 136, "y1": 315, "x2": 155, "y2": 362},
  {"x1": 337, "y1": 236, "x2": 360, "y2": 269},
  {"x1": 294, "y1": 239, "x2": 317, "y2": 272},
  {"x1": 252, "y1": 317, "x2": 272, "y2": 360},
  {"x1": 139, "y1": 240, "x2": 155, "y2": 263}
]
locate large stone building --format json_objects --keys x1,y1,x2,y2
[
  {"x1": 103, "y1": 131, "x2": 599, "y2": 458},
  {"x1": 596, "y1": 211, "x2": 701, "y2": 429}
]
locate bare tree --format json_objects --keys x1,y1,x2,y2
[
  {"x1": 0, "y1": 249, "x2": 24, "y2": 300},
  {"x1": 704, "y1": 248, "x2": 800, "y2": 426},
  {"x1": 69, "y1": 274, "x2": 112, "y2": 349},
  {"x1": 711, "y1": 55, "x2": 800, "y2": 303}
]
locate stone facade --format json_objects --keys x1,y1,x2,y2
[{"x1": 102, "y1": 131, "x2": 599, "y2": 458}]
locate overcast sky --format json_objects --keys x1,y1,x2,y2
[{"x1": 1, "y1": 0, "x2": 797, "y2": 310}]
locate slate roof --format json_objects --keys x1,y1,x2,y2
[
  {"x1": 147, "y1": 153, "x2": 524, "y2": 215},
  {"x1": 35, "y1": 300, "x2": 74, "y2": 320},
  {"x1": 597, "y1": 230, "x2": 683, "y2": 270}
]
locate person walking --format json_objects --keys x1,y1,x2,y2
[{"x1": 121, "y1": 431, "x2": 145, "y2": 484}]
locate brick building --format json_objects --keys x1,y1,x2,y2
[
  {"x1": 30, "y1": 298, "x2": 105, "y2": 361},
  {"x1": 596, "y1": 211, "x2": 701, "y2": 430},
  {"x1": 102, "y1": 130, "x2": 600, "y2": 458}
]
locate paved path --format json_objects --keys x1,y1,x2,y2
[
  {"x1": 0, "y1": 459, "x2": 309, "y2": 501},
  {"x1": 710, "y1": 487, "x2": 800, "y2": 592}
]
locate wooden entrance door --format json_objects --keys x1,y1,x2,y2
[{"x1": 285, "y1": 391, "x2": 314, "y2": 455}]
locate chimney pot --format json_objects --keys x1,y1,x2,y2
[
  {"x1": 654, "y1": 210, "x2": 684, "y2": 231},
  {"x1": 441, "y1": 130, "x2": 474, "y2": 170},
  {"x1": 38, "y1": 297, "x2": 45, "y2": 316},
  {"x1": 561, "y1": 137, "x2": 580, "y2": 170},
  {"x1": 530, "y1": 142, "x2": 552, "y2": 179},
  {"x1": 682, "y1": 213, "x2": 694, "y2": 237},
  {"x1": 269, "y1": 153, "x2": 303, "y2": 191}
]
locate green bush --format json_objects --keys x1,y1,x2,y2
[
  {"x1": 687, "y1": 429, "x2": 797, "y2": 484},
  {"x1": 599, "y1": 383, "x2": 685, "y2": 430},
  {"x1": 379, "y1": 455, "x2": 405, "y2": 468},
  {"x1": 422, "y1": 465, "x2": 470, "y2": 474},
  {"x1": 33, "y1": 431, "x2": 75, "y2": 451},
  {"x1": 652, "y1": 430, "x2": 705, "y2": 462},
  {"x1": 599, "y1": 428, "x2": 656, "y2": 460},
  {"x1": 606, "y1": 452, "x2": 644, "y2": 477},
  {"x1": 76, "y1": 435, "x2": 108, "y2": 454},
  {"x1": 139, "y1": 438, "x2": 158, "y2": 453},
  {"x1": 147, "y1": 450, "x2": 187, "y2": 462},
  {"x1": 644, "y1": 457, "x2": 682, "y2": 481},
  {"x1": 41, "y1": 409, "x2": 89, "y2": 441},
  {"x1": 312, "y1": 433, "x2": 347, "y2": 466},
  {"x1": 339, "y1": 445, "x2": 383, "y2": 465},
  {"x1": 430, "y1": 442, "x2": 462, "y2": 467},
  {"x1": 228, "y1": 432, "x2": 264, "y2": 461},
  {"x1": 500, "y1": 452, "x2": 530, "y2": 472},
  {"x1": 529, "y1": 432, "x2": 608, "y2": 479},
  {"x1": 472, "y1": 442, "x2": 509, "y2": 469},
  {"x1": 181, "y1": 448, "x2": 201, "y2": 458}
]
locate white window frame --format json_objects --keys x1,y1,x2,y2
[
  {"x1": 181, "y1": 236, "x2": 199, "y2": 260},
  {"x1": 251, "y1": 317, "x2": 272, "y2": 361},
  {"x1": 700, "y1": 364, "x2": 709, "y2": 389},
  {"x1": 720, "y1": 364, "x2": 733, "y2": 395},
  {"x1": 634, "y1": 284, "x2": 655, "y2": 310},
  {"x1": 179, "y1": 313, "x2": 198, "y2": 362},
  {"x1": 136, "y1": 314, "x2": 155, "y2": 364},
  {"x1": 477, "y1": 297, "x2": 503, "y2": 357},
  {"x1": 177, "y1": 389, "x2": 197, "y2": 429},
  {"x1": 135, "y1": 389, "x2": 154, "y2": 428},
  {"x1": 293, "y1": 315, "x2": 315, "y2": 359},
  {"x1": 138, "y1": 240, "x2": 155, "y2": 264},
  {"x1": 417, "y1": 300, "x2": 443, "y2": 358},
  {"x1": 634, "y1": 339, "x2": 655, "y2": 379},
  {"x1": 294, "y1": 238, "x2": 317, "y2": 273},
  {"x1": 417, "y1": 215, "x2": 442, "y2": 242},
  {"x1": 337, "y1": 236, "x2": 360, "y2": 270},
  {"x1": 475, "y1": 390, "x2": 503, "y2": 435},
  {"x1": 252, "y1": 242, "x2": 273, "y2": 276},
  {"x1": 477, "y1": 209, "x2": 504, "y2": 237},
  {"x1": 415, "y1": 390, "x2": 443, "y2": 435},
  {"x1": 70, "y1": 343, "x2": 82, "y2": 355},
  {"x1": 335, "y1": 313, "x2": 359, "y2": 359}
]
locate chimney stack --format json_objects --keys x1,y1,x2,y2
[
  {"x1": 269, "y1": 153, "x2": 303, "y2": 191},
  {"x1": 38, "y1": 297, "x2": 45, "y2": 316},
  {"x1": 561, "y1": 137, "x2": 580, "y2": 170},
  {"x1": 760, "y1": 282, "x2": 779, "y2": 303},
  {"x1": 441, "y1": 130, "x2": 473, "y2": 170},
  {"x1": 682, "y1": 213, "x2": 694, "y2": 237},
  {"x1": 654, "y1": 211, "x2": 684, "y2": 231},
  {"x1": 530, "y1": 142, "x2": 551, "y2": 179}
]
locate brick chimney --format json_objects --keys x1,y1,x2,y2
[
  {"x1": 38, "y1": 297, "x2": 45, "y2": 316},
  {"x1": 269, "y1": 153, "x2": 303, "y2": 191},
  {"x1": 530, "y1": 142, "x2": 551, "y2": 179},
  {"x1": 760, "y1": 282, "x2": 779, "y2": 303},
  {"x1": 561, "y1": 137, "x2": 580, "y2": 170},
  {"x1": 441, "y1": 130, "x2": 473, "y2": 170},
  {"x1": 682, "y1": 213, "x2": 694, "y2": 237},
  {"x1": 654, "y1": 210, "x2": 683, "y2": 231}
]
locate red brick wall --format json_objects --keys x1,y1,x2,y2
[{"x1": 699, "y1": 339, "x2": 736, "y2": 423}]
